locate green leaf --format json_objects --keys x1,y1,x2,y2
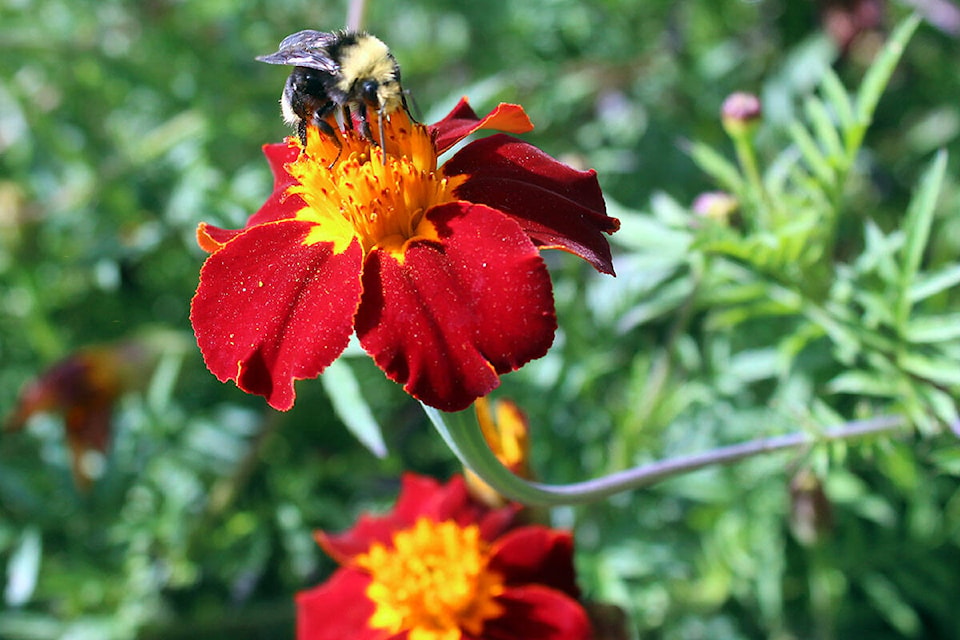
[
  {"x1": 918, "y1": 385, "x2": 959, "y2": 430},
  {"x1": 855, "y1": 14, "x2": 922, "y2": 126},
  {"x1": 618, "y1": 276, "x2": 695, "y2": 331},
  {"x1": 854, "y1": 289, "x2": 897, "y2": 329},
  {"x1": 778, "y1": 322, "x2": 825, "y2": 365},
  {"x1": 854, "y1": 220, "x2": 904, "y2": 278},
  {"x1": 609, "y1": 206, "x2": 691, "y2": 254},
  {"x1": 788, "y1": 121, "x2": 835, "y2": 187},
  {"x1": 820, "y1": 66, "x2": 855, "y2": 133},
  {"x1": 707, "y1": 299, "x2": 799, "y2": 329},
  {"x1": 827, "y1": 370, "x2": 901, "y2": 396},
  {"x1": 905, "y1": 313, "x2": 960, "y2": 343},
  {"x1": 805, "y1": 95, "x2": 844, "y2": 162},
  {"x1": 688, "y1": 141, "x2": 745, "y2": 195},
  {"x1": 899, "y1": 351, "x2": 960, "y2": 387},
  {"x1": 928, "y1": 446, "x2": 960, "y2": 476},
  {"x1": 4, "y1": 527, "x2": 41, "y2": 607},
  {"x1": 909, "y1": 263, "x2": 960, "y2": 303},
  {"x1": 861, "y1": 573, "x2": 922, "y2": 636},
  {"x1": 321, "y1": 359, "x2": 387, "y2": 458},
  {"x1": 896, "y1": 150, "x2": 948, "y2": 328}
]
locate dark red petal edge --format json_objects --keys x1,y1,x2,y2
[
  {"x1": 318, "y1": 473, "x2": 517, "y2": 565},
  {"x1": 444, "y1": 133, "x2": 620, "y2": 275},
  {"x1": 430, "y1": 98, "x2": 534, "y2": 156},
  {"x1": 295, "y1": 568, "x2": 384, "y2": 640},
  {"x1": 355, "y1": 202, "x2": 557, "y2": 412},
  {"x1": 190, "y1": 220, "x2": 362, "y2": 411},
  {"x1": 489, "y1": 527, "x2": 580, "y2": 598},
  {"x1": 485, "y1": 585, "x2": 593, "y2": 640}
]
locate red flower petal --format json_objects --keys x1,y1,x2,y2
[
  {"x1": 264, "y1": 140, "x2": 300, "y2": 184},
  {"x1": 489, "y1": 527, "x2": 580, "y2": 599},
  {"x1": 296, "y1": 568, "x2": 387, "y2": 640},
  {"x1": 430, "y1": 98, "x2": 534, "y2": 156},
  {"x1": 486, "y1": 585, "x2": 592, "y2": 640},
  {"x1": 197, "y1": 143, "x2": 306, "y2": 253},
  {"x1": 444, "y1": 134, "x2": 620, "y2": 275},
  {"x1": 246, "y1": 142, "x2": 306, "y2": 226},
  {"x1": 355, "y1": 202, "x2": 556, "y2": 412},
  {"x1": 319, "y1": 474, "x2": 517, "y2": 565},
  {"x1": 190, "y1": 220, "x2": 362, "y2": 411}
]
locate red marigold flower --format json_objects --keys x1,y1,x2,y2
[
  {"x1": 190, "y1": 99, "x2": 619, "y2": 412},
  {"x1": 296, "y1": 473, "x2": 592, "y2": 640}
]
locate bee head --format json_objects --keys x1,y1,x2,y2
[{"x1": 359, "y1": 79, "x2": 381, "y2": 109}]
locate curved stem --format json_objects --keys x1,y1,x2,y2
[{"x1": 423, "y1": 404, "x2": 905, "y2": 506}]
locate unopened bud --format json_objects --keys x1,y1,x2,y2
[
  {"x1": 789, "y1": 469, "x2": 833, "y2": 546},
  {"x1": 465, "y1": 397, "x2": 532, "y2": 508},
  {"x1": 691, "y1": 191, "x2": 739, "y2": 225},
  {"x1": 721, "y1": 92, "x2": 762, "y2": 138}
]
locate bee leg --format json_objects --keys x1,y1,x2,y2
[
  {"x1": 356, "y1": 104, "x2": 374, "y2": 144},
  {"x1": 296, "y1": 120, "x2": 308, "y2": 147},
  {"x1": 314, "y1": 117, "x2": 340, "y2": 142},
  {"x1": 309, "y1": 103, "x2": 343, "y2": 167},
  {"x1": 313, "y1": 119, "x2": 343, "y2": 167},
  {"x1": 340, "y1": 105, "x2": 354, "y2": 131}
]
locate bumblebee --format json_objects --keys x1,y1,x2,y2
[{"x1": 257, "y1": 29, "x2": 411, "y2": 149}]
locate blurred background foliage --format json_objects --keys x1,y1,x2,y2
[{"x1": 2, "y1": 0, "x2": 960, "y2": 638}]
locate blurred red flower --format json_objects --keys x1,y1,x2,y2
[
  {"x1": 191, "y1": 100, "x2": 618, "y2": 412},
  {"x1": 5, "y1": 340, "x2": 157, "y2": 488},
  {"x1": 296, "y1": 473, "x2": 592, "y2": 640}
]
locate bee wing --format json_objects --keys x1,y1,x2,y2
[{"x1": 256, "y1": 30, "x2": 340, "y2": 72}]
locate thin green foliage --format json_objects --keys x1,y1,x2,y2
[
  {"x1": 895, "y1": 151, "x2": 948, "y2": 329},
  {"x1": 680, "y1": 16, "x2": 956, "y2": 438}
]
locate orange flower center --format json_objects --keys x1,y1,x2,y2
[
  {"x1": 284, "y1": 112, "x2": 465, "y2": 258},
  {"x1": 355, "y1": 517, "x2": 506, "y2": 640}
]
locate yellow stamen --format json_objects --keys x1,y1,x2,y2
[
  {"x1": 355, "y1": 517, "x2": 506, "y2": 640},
  {"x1": 285, "y1": 112, "x2": 466, "y2": 259}
]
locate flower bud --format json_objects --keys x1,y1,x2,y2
[
  {"x1": 691, "y1": 191, "x2": 739, "y2": 225},
  {"x1": 465, "y1": 396, "x2": 532, "y2": 508},
  {"x1": 721, "y1": 92, "x2": 762, "y2": 139},
  {"x1": 789, "y1": 468, "x2": 834, "y2": 546}
]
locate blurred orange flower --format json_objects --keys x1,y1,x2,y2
[
  {"x1": 5, "y1": 340, "x2": 159, "y2": 488},
  {"x1": 466, "y1": 397, "x2": 533, "y2": 507}
]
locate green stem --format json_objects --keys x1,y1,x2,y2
[
  {"x1": 732, "y1": 133, "x2": 769, "y2": 226},
  {"x1": 809, "y1": 544, "x2": 836, "y2": 640},
  {"x1": 423, "y1": 404, "x2": 905, "y2": 506}
]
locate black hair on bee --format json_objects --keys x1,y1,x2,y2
[{"x1": 257, "y1": 29, "x2": 412, "y2": 154}]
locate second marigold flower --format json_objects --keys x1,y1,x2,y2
[
  {"x1": 191, "y1": 99, "x2": 619, "y2": 411},
  {"x1": 296, "y1": 473, "x2": 592, "y2": 640}
]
